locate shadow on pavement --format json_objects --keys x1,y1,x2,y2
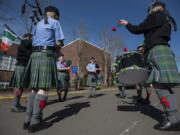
[
  {"x1": 117, "y1": 104, "x2": 163, "y2": 123},
  {"x1": 47, "y1": 96, "x2": 84, "y2": 106},
  {"x1": 44, "y1": 101, "x2": 90, "y2": 125},
  {"x1": 68, "y1": 95, "x2": 84, "y2": 100},
  {"x1": 95, "y1": 93, "x2": 106, "y2": 98}
]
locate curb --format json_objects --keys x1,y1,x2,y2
[{"x1": 0, "y1": 88, "x2": 117, "y2": 100}]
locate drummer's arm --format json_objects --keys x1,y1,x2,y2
[
  {"x1": 58, "y1": 67, "x2": 70, "y2": 71},
  {"x1": 126, "y1": 14, "x2": 165, "y2": 34}
]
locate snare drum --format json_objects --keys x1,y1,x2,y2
[{"x1": 118, "y1": 51, "x2": 149, "y2": 85}]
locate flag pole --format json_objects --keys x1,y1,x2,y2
[{"x1": 4, "y1": 24, "x2": 22, "y2": 40}]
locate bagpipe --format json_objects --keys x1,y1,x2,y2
[
  {"x1": 21, "y1": 0, "x2": 43, "y2": 32},
  {"x1": 0, "y1": 0, "x2": 43, "y2": 53}
]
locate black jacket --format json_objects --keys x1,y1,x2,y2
[
  {"x1": 126, "y1": 11, "x2": 171, "y2": 53},
  {"x1": 16, "y1": 40, "x2": 32, "y2": 66}
]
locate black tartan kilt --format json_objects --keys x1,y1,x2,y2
[{"x1": 21, "y1": 51, "x2": 58, "y2": 89}]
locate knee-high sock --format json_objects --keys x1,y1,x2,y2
[
  {"x1": 24, "y1": 92, "x2": 36, "y2": 123},
  {"x1": 30, "y1": 94, "x2": 48, "y2": 125},
  {"x1": 118, "y1": 86, "x2": 125, "y2": 96},
  {"x1": 63, "y1": 89, "x2": 68, "y2": 99},
  {"x1": 89, "y1": 87, "x2": 93, "y2": 96},
  {"x1": 12, "y1": 88, "x2": 23, "y2": 107},
  {"x1": 156, "y1": 89, "x2": 179, "y2": 123},
  {"x1": 92, "y1": 87, "x2": 96, "y2": 96}
]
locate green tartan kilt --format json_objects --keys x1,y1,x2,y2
[
  {"x1": 87, "y1": 74, "x2": 97, "y2": 87},
  {"x1": 57, "y1": 72, "x2": 70, "y2": 90},
  {"x1": 9, "y1": 65, "x2": 26, "y2": 88},
  {"x1": 21, "y1": 51, "x2": 58, "y2": 89},
  {"x1": 146, "y1": 45, "x2": 180, "y2": 86}
]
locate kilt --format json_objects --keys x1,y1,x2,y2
[
  {"x1": 21, "y1": 50, "x2": 58, "y2": 89},
  {"x1": 57, "y1": 72, "x2": 70, "y2": 90},
  {"x1": 146, "y1": 45, "x2": 180, "y2": 86},
  {"x1": 9, "y1": 65, "x2": 26, "y2": 88},
  {"x1": 87, "y1": 73, "x2": 97, "y2": 87}
]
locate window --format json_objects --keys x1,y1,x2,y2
[{"x1": 0, "y1": 54, "x2": 16, "y2": 71}]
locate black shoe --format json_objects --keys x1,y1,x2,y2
[
  {"x1": 136, "y1": 98, "x2": 143, "y2": 104},
  {"x1": 119, "y1": 95, "x2": 126, "y2": 99},
  {"x1": 63, "y1": 96, "x2": 67, "y2": 101},
  {"x1": 28, "y1": 122, "x2": 52, "y2": 133},
  {"x1": 58, "y1": 97, "x2": 63, "y2": 102},
  {"x1": 57, "y1": 91, "x2": 62, "y2": 101},
  {"x1": 18, "y1": 105, "x2": 26, "y2": 111},
  {"x1": 11, "y1": 106, "x2": 25, "y2": 113},
  {"x1": 143, "y1": 98, "x2": 151, "y2": 105},
  {"x1": 23, "y1": 122, "x2": 29, "y2": 130},
  {"x1": 154, "y1": 121, "x2": 180, "y2": 131},
  {"x1": 88, "y1": 95, "x2": 93, "y2": 98}
]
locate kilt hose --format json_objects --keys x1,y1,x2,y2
[
  {"x1": 22, "y1": 51, "x2": 58, "y2": 89},
  {"x1": 9, "y1": 65, "x2": 26, "y2": 88},
  {"x1": 146, "y1": 45, "x2": 180, "y2": 87}
]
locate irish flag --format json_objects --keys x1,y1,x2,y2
[{"x1": 0, "y1": 28, "x2": 17, "y2": 53}]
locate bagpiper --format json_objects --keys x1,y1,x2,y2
[
  {"x1": 22, "y1": 6, "x2": 64, "y2": 133},
  {"x1": 56, "y1": 54, "x2": 71, "y2": 102},
  {"x1": 10, "y1": 33, "x2": 32, "y2": 112}
]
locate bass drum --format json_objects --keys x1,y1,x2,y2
[{"x1": 118, "y1": 51, "x2": 149, "y2": 85}]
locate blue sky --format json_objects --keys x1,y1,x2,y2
[{"x1": 0, "y1": 0, "x2": 180, "y2": 70}]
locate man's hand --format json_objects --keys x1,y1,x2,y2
[
  {"x1": 56, "y1": 40, "x2": 64, "y2": 47},
  {"x1": 119, "y1": 20, "x2": 128, "y2": 26}
]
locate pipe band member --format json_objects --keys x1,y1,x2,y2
[
  {"x1": 56, "y1": 54, "x2": 71, "y2": 102},
  {"x1": 22, "y1": 5, "x2": 64, "y2": 133},
  {"x1": 86, "y1": 57, "x2": 99, "y2": 98},
  {"x1": 135, "y1": 44, "x2": 152, "y2": 104},
  {"x1": 119, "y1": 1, "x2": 180, "y2": 131},
  {"x1": 9, "y1": 33, "x2": 32, "y2": 112},
  {"x1": 114, "y1": 55, "x2": 126, "y2": 99}
]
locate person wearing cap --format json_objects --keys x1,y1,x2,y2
[
  {"x1": 56, "y1": 54, "x2": 71, "y2": 102},
  {"x1": 135, "y1": 44, "x2": 152, "y2": 104},
  {"x1": 9, "y1": 33, "x2": 32, "y2": 113},
  {"x1": 22, "y1": 6, "x2": 64, "y2": 132},
  {"x1": 86, "y1": 57, "x2": 100, "y2": 98},
  {"x1": 119, "y1": 1, "x2": 180, "y2": 131},
  {"x1": 114, "y1": 55, "x2": 126, "y2": 99}
]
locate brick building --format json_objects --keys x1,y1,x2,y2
[{"x1": 62, "y1": 38, "x2": 111, "y2": 86}]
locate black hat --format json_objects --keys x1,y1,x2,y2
[
  {"x1": 45, "y1": 6, "x2": 60, "y2": 17},
  {"x1": 23, "y1": 33, "x2": 32, "y2": 38},
  {"x1": 90, "y1": 57, "x2": 95, "y2": 60}
]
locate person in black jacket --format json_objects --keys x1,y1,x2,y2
[
  {"x1": 119, "y1": 1, "x2": 180, "y2": 131},
  {"x1": 9, "y1": 33, "x2": 32, "y2": 112}
]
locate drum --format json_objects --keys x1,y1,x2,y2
[{"x1": 118, "y1": 51, "x2": 149, "y2": 85}]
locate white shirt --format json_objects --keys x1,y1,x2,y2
[
  {"x1": 57, "y1": 61, "x2": 67, "y2": 70},
  {"x1": 86, "y1": 63, "x2": 96, "y2": 72}
]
